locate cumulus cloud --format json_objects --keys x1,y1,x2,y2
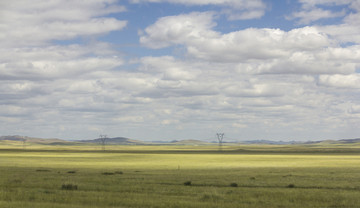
[
  {"x1": 140, "y1": 56, "x2": 202, "y2": 80},
  {"x1": 140, "y1": 12, "x2": 360, "y2": 75},
  {"x1": 319, "y1": 74, "x2": 360, "y2": 88},
  {"x1": 0, "y1": 0, "x2": 127, "y2": 47},
  {"x1": 135, "y1": 8, "x2": 360, "y2": 140},
  {"x1": 0, "y1": 44, "x2": 124, "y2": 81},
  {"x1": 141, "y1": 13, "x2": 330, "y2": 53},
  {"x1": 140, "y1": 12, "x2": 218, "y2": 49},
  {"x1": 0, "y1": 0, "x2": 127, "y2": 84},
  {"x1": 317, "y1": 2, "x2": 360, "y2": 44},
  {"x1": 0, "y1": 0, "x2": 130, "y2": 138}
]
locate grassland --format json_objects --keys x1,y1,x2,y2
[{"x1": 1, "y1": 142, "x2": 360, "y2": 207}]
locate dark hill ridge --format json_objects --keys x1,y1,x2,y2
[
  {"x1": 0, "y1": 135, "x2": 67, "y2": 144},
  {"x1": 79, "y1": 137, "x2": 146, "y2": 145},
  {"x1": 303, "y1": 138, "x2": 360, "y2": 145},
  {"x1": 338, "y1": 138, "x2": 360, "y2": 143},
  {"x1": 0, "y1": 135, "x2": 26, "y2": 141},
  {"x1": 241, "y1": 140, "x2": 299, "y2": 145},
  {"x1": 170, "y1": 139, "x2": 209, "y2": 145}
]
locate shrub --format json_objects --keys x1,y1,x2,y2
[
  {"x1": 36, "y1": 169, "x2": 50, "y2": 172},
  {"x1": 61, "y1": 184, "x2": 78, "y2": 190},
  {"x1": 102, "y1": 172, "x2": 115, "y2": 175},
  {"x1": 287, "y1": 184, "x2": 295, "y2": 188},
  {"x1": 115, "y1": 171, "x2": 123, "y2": 174},
  {"x1": 43, "y1": 190, "x2": 53, "y2": 194},
  {"x1": 201, "y1": 193, "x2": 223, "y2": 201},
  {"x1": 230, "y1": 183, "x2": 238, "y2": 187},
  {"x1": 184, "y1": 181, "x2": 192, "y2": 186},
  {"x1": 67, "y1": 170, "x2": 76, "y2": 174}
]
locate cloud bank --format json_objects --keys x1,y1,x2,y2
[{"x1": 0, "y1": 0, "x2": 359, "y2": 141}]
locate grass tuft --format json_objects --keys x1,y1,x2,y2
[
  {"x1": 230, "y1": 182, "x2": 238, "y2": 187},
  {"x1": 201, "y1": 193, "x2": 223, "y2": 202},
  {"x1": 102, "y1": 172, "x2": 115, "y2": 175},
  {"x1": 36, "y1": 169, "x2": 50, "y2": 172},
  {"x1": 61, "y1": 184, "x2": 78, "y2": 190},
  {"x1": 102, "y1": 171, "x2": 123, "y2": 175},
  {"x1": 184, "y1": 181, "x2": 192, "y2": 186},
  {"x1": 287, "y1": 184, "x2": 295, "y2": 188}
]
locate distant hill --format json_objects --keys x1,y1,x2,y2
[
  {"x1": 170, "y1": 139, "x2": 209, "y2": 145},
  {"x1": 304, "y1": 138, "x2": 360, "y2": 145},
  {"x1": 241, "y1": 140, "x2": 299, "y2": 145},
  {"x1": 79, "y1": 137, "x2": 146, "y2": 145},
  {"x1": 0, "y1": 135, "x2": 68, "y2": 144},
  {"x1": 304, "y1": 140, "x2": 335, "y2": 145},
  {"x1": 1, "y1": 135, "x2": 360, "y2": 146},
  {"x1": 338, "y1": 138, "x2": 360, "y2": 143}
]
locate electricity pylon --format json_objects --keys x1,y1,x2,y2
[
  {"x1": 216, "y1": 133, "x2": 225, "y2": 151},
  {"x1": 99, "y1": 134, "x2": 107, "y2": 151}
]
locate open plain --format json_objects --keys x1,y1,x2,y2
[{"x1": 1, "y1": 142, "x2": 360, "y2": 208}]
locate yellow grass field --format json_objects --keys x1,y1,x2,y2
[{"x1": 1, "y1": 142, "x2": 360, "y2": 207}]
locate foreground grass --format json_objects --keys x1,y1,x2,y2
[{"x1": 1, "y1": 147, "x2": 360, "y2": 207}]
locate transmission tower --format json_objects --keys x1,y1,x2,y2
[
  {"x1": 99, "y1": 134, "x2": 107, "y2": 151},
  {"x1": 216, "y1": 133, "x2": 225, "y2": 151},
  {"x1": 22, "y1": 136, "x2": 26, "y2": 150}
]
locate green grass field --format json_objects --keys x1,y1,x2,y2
[{"x1": 1, "y1": 143, "x2": 360, "y2": 207}]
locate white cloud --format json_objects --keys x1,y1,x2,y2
[
  {"x1": 140, "y1": 56, "x2": 201, "y2": 80},
  {"x1": 317, "y1": 4, "x2": 360, "y2": 44},
  {"x1": 141, "y1": 13, "x2": 330, "y2": 53},
  {"x1": 0, "y1": 0, "x2": 127, "y2": 47},
  {"x1": 288, "y1": 8, "x2": 346, "y2": 24},
  {"x1": 114, "y1": 116, "x2": 145, "y2": 123},
  {"x1": 1, "y1": 0, "x2": 359, "y2": 141},
  {"x1": 141, "y1": 12, "x2": 360, "y2": 75},
  {"x1": 224, "y1": 9, "x2": 265, "y2": 21},
  {"x1": 140, "y1": 12, "x2": 218, "y2": 49},
  {"x1": 350, "y1": 1, "x2": 360, "y2": 11},
  {"x1": 288, "y1": 0, "x2": 358, "y2": 25},
  {"x1": 349, "y1": 105, "x2": 360, "y2": 114},
  {"x1": 0, "y1": 105, "x2": 29, "y2": 117},
  {"x1": 298, "y1": 0, "x2": 353, "y2": 7},
  {"x1": 319, "y1": 74, "x2": 360, "y2": 88},
  {"x1": 0, "y1": 45, "x2": 124, "y2": 81},
  {"x1": 0, "y1": 0, "x2": 132, "y2": 139},
  {"x1": 134, "y1": 10, "x2": 360, "y2": 140},
  {"x1": 187, "y1": 27, "x2": 332, "y2": 62}
]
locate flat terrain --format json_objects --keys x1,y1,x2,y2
[{"x1": 1, "y1": 143, "x2": 360, "y2": 207}]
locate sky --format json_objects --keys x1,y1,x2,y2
[{"x1": 0, "y1": 0, "x2": 360, "y2": 142}]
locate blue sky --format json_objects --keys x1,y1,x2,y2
[{"x1": 1, "y1": 0, "x2": 360, "y2": 141}]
